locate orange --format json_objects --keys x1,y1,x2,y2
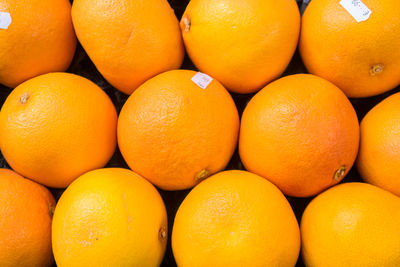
[
  {"x1": 300, "y1": 0, "x2": 400, "y2": 98},
  {"x1": 172, "y1": 170, "x2": 300, "y2": 267},
  {"x1": 301, "y1": 182, "x2": 400, "y2": 266},
  {"x1": 0, "y1": 168, "x2": 55, "y2": 267},
  {"x1": 180, "y1": 0, "x2": 300, "y2": 94},
  {"x1": 72, "y1": 0, "x2": 184, "y2": 95},
  {"x1": 0, "y1": 73, "x2": 117, "y2": 188},
  {"x1": 0, "y1": 0, "x2": 76, "y2": 88},
  {"x1": 52, "y1": 168, "x2": 168, "y2": 267},
  {"x1": 239, "y1": 74, "x2": 359, "y2": 197},
  {"x1": 357, "y1": 93, "x2": 400, "y2": 196},
  {"x1": 117, "y1": 70, "x2": 239, "y2": 190}
]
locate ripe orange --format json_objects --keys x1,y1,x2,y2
[
  {"x1": 0, "y1": 168, "x2": 55, "y2": 267},
  {"x1": 0, "y1": 0, "x2": 76, "y2": 88},
  {"x1": 301, "y1": 182, "x2": 400, "y2": 266},
  {"x1": 117, "y1": 70, "x2": 239, "y2": 190},
  {"x1": 180, "y1": 0, "x2": 300, "y2": 94},
  {"x1": 357, "y1": 93, "x2": 400, "y2": 196},
  {"x1": 0, "y1": 73, "x2": 117, "y2": 188},
  {"x1": 300, "y1": 0, "x2": 400, "y2": 98},
  {"x1": 52, "y1": 168, "x2": 168, "y2": 267},
  {"x1": 239, "y1": 74, "x2": 359, "y2": 197},
  {"x1": 172, "y1": 170, "x2": 300, "y2": 267},
  {"x1": 72, "y1": 0, "x2": 184, "y2": 94}
]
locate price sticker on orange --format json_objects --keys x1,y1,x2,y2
[
  {"x1": 340, "y1": 0, "x2": 372, "y2": 22},
  {"x1": 0, "y1": 12, "x2": 11, "y2": 29}
]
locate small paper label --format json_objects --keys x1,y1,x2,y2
[
  {"x1": 191, "y1": 72, "x2": 213, "y2": 89},
  {"x1": 340, "y1": 0, "x2": 372, "y2": 23},
  {"x1": 0, "y1": 12, "x2": 11, "y2": 29}
]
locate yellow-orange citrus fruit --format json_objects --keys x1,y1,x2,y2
[
  {"x1": 0, "y1": 73, "x2": 117, "y2": 188},
  {"x1": 0, "y1": 168, "x2": 55, "y2": 267},
  {"x1": 118, "y1": 70, "x2": 239, "y2": 190},
  {"x1": 0, "y1": 0, "x2": 76, "y2": 88},
  {"x1": 52, "y1": 168, "x2": 168, "y2": 267},
  {"x1": 72, "y1": 0, "x2": 184, "y2": 95},
  {"x1": 180, "y1": 0, "x2": 300, "y2": 94},
  {"x1": 300, "y1": 0, "x2": 400, "y2": 98},
  {"x1": 301, "y1": 182, "x2": 400, "y2": 266},
  {"x1": 239, "y1": 74, "x2": 359, "y2": 197},
  {"x1": 172, "y1": 170, "x2": 300, "y2": 267},
  {"x1": 357, "y1": 92, "x2": 400, "y2": 196}
]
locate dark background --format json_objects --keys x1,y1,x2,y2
[{"x1": 1, "y1": 0, "x2": 399, "y2": 266}]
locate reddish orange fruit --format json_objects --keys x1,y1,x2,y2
[
  {"x1": 72, "y1": 0, "x2": 184, "y2": 94},
  {"x1": 118, "y1": 70, "x2": 239, "y2": 190},
  {"x1": 0, "y1": 0, "x2": 76, "y2": 88},
  {"x1": 239, "y1": 74, "x2": 360, "y2": 197},
  {"x1": 0, "y1": 168, "x2": 55, "y2": 267}
]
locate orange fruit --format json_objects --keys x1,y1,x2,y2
[
  {"x1": 180, "y1": 0, "x2": 300, "y2": 94},
  {"x1": 117, "y1": 70, "x2": 239, "y2": 190},
  {"x1": 301, "y1": 182, "x2": 400, "y2": 266},
  {"x1": 72, "y1": 0, "x2": 184, "y2": 95},
  {"x1": 357, "y1": 92, "x2": 400, "y2": 196},
  {"x1": 239, "y1": 74, "x2": 359, "y2": 197},
  {"x1": 0, "y1": 73, "x2": 117, "y2": 188},
  {"x1": 172, "y1": 170, "x2": 300, "y2": 267},
  {"x1": 300, "y1": 0, "x2": 400, "y2": 98},
  {"x1": 0, "y1": 168, "x2": 55, "y2": 267},
  {"x1": 52, "y1": 168, "x2": 168, "y2": 267},
  {"x1": 0, "y1": 0, "x2": 76, "y2": 88}
]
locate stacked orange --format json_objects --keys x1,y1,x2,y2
[{"x1": 0, "y1": 0, "x2": 399, "y2": 266}]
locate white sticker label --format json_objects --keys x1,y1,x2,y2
[
  {"x1": 340, "y1": 0, "x2": 372, "y2": 23},
  {"x1": 0, "y1": 12, "x2": 11, "y2": 29},
  {"x1": 191, "y1": 72, "x2": 213, "y2": 89}
]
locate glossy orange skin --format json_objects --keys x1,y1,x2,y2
[
  {"x1": 52, "y1": 168, "x2": 168, "y2": 267},
  {"x1": 118, "y1": 70, "x2": 239, "y2": 190},
  {"x1": 72, "y1": 0, "x2": 184, "y2": 95},
  {"x1": 301, "y1": 182, "x2": 400, "y2": 267},
  {"x1": 172, "y1": 170, "x2": 300, "y2": 267},
  {"x1": 0, "y1": 169, "x2": 55, "y2": 267},
  {"x1": 300, "y1": 0, "x2": 400, "y2": 98},
  {"x1": 357, "y1": 93, "x2": 400, "y2": 196},
  {"x1": 0, "y1": 73, "x2": 117, "y2": 188},
  {"x1": 239, "y1": 74, "x2": 360, "y2": 197},
  {"x1": 180, "y1": 0, "x2": 300, "y2": 94},
  {"x1": 0, "y1": 0, "x2": 76, "y2": 88}
]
